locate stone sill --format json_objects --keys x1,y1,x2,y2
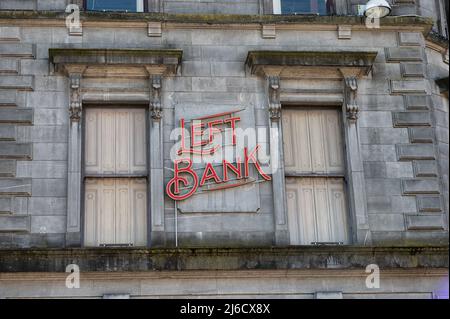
[
  {"x1": 0, "y1": 11, "x2": 434, "y2": 28},
  {"x1": 0, "y1": 246, "x2": 447, "y2": 272}
]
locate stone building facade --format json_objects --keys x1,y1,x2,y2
[{"x1": 0, "y1": 0, "x2": 448, "y2": 299}]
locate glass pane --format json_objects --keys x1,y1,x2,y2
[
  {"x1": 86, "y1": 0, "x2": 141, "y2": 12},
  {"x1": 281, "y1": 0, "x2": 331, "y2": 15}
]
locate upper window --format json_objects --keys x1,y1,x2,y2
[
  {"x1": 274, "y1": 0, "x2": 336, "y2": 15},
  {"x1": 84, "y1": 108, "x2": 148, "y2": 247},
  {"x1": 282, "y1": 107, "x2": 349, "y2": 245},
  {"x1": 86, "y1": 0, "x2": 144, "y2": 12}
]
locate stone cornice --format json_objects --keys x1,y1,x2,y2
[
  {"x1": 246, "y1": 50, "x2": 377, "y2": 79},
  {"x1": 0, "y1": 246, "x2": 447, "y2": 272},
  {"x1": 49, "y1": 48, "x2": 183, "y2": 76},
  {"x1": 0, "y1": 11, "x2": 433, "y2": 32}
]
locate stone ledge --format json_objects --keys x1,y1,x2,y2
[
  {"x1": 49, "y1": 48, "x2": 183, "y2": 75},
  {"x1": 0, "y1": 246, "x2": 447, "y2": 272},
  {"x1": 0, "y1": 108, "x2": 33, "y2": 124},
  {"x1": 50, "y1": 48, "x2": 182, "y2": 64},
  {"x1": 0, "y1": 178, "x2": 32, "y2": 195},
  {"x1": 0, "y1": 142, "x2": 32, "y2": 160},
  {"x1": 246, "y1": 50, "x2": 377, "y2": 78},
  {"x1": 0, "y1": 215, "x2": 30, "y2": 233}
]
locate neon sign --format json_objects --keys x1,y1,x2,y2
[{"x1": 166, "y1": 112, "x2": 271, "y2": 201}]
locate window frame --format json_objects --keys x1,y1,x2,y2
[
  {"x1": 81, "y1": 104, "x2": 151, "y2": 248},
  {"x1": 281, "y1": 105, "x2": 351, "y2": 245},
  {"x1": 83, "y1": 0, "x2": 148, "y2": 13},
  {"x1": 273, "y1": 0, "x2": 340, "y2": 15}
]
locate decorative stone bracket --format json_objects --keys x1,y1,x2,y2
[
  {"x1": 150, "y1": 75, "x2": 162, "y2": 120},
  {"x1": 343, "y1": 76, "x2": 359, "y2": 122},
  {"x1": 246, "y1": 50, "x2": 377, "y2": 123},
  {"x1": 68, "y1": 72, "x2": 83, "y2": 122},
  {"x1": 268, "y1": 75, "x2": 281, "y2": 120}
]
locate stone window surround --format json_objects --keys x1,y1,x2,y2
[
  {"x1": 49, "y1": 48, "x2": 182, "y2": 247},
  {"x1": 246, "y1": 50, "x2": 378, "y2": 245},
  {"x1": 49, "y1": 48, "x2": 378, "y2": 247}
]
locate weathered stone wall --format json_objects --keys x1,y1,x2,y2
[
  {"x1": 0, "y1": 26, "x2": 35, "y2": 246},
  {"x1": 361, "y1": 32, "x2": 449, "y2": 246},
  {"x1": 1, "y1": 269, "x2": 448, "y2": 298},
  {"x1": 0, "y1": 247, "x2": 447, "y2": 298},
  {"x1": 0, "y1": 13, "x2": 448, "y2": 249}
]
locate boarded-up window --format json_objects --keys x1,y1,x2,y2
[
  {"x1": 84, "y1": 108, "x2": 147, "y2": 247},
  {"x1": 282, "y1": 108, "x2": 349, "y2": 245}
]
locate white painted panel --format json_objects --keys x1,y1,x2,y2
[
  {"x1": 286, "y1": 182, "x2": 300, "y2": 244},
  {"x1": 313, "y1": 178, "x2": 332, "y2": 242},
  {"x1": 84, "y1": 178, "x2": 147, "y2": 247},
  {"x1": 85, "y1": 110, "x2": 100, "y2": 173},
  {"x1": 308, "y1": 111, "x2": 327, "y2": 173},
  {"x1": 132, "y1": 179, "x2": 148, "y2": 246},
  {"x1": 295, "y1": 110, "x2": 312, "y2": 173},
  {"x1": 115, "y1": 179, "x2": 131, "y2": 244},
  {"x1": 326, "y1": 178, "x2": 349, "y2": 243},
  {"x1": 132, "y1": 111, "x2": 147, "y2": 172},
  {"x1": 283, "y1": 109, "x2": 312, "y2": 173},
  {"x1": 285, "y1": 177, "x2": 348, "y2": 245},
  {"x1": 282, "y1": 108, "x2": 344, "y2": 175},
  {"x1": 297, "y1": 178, "x2": 316, "y2": 245},
  {"x1": 99, "y1": 179, "x2": 115, "y2": 245},
  {"x1": 84, "y1": 181, "x2": 98, "y2": 247},
  {"x1": 85, "y1": 108, "x2": 147, "y2": 175},
  {"x1": 101, "y1": 111, "x2": 116, "y2": 174},
  {"x1": 116, "y1": 111, "x2": 130, "y2": 174},
  {"x1": 282, "y1": 111, "x2": 295, "y2": 171},
  {"x1": 323, "y1": 110, "x2": 345, "y2": 174}
]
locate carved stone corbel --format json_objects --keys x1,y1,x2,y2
[
  {"x1": 344, "y1": 76, "x2": 359, "y2": 122},
  {"x1": 150, "y1": 75, "x2": 162, "y2": 120},
  {"x1": 268, "y1": 75, "x2": 281, "y2": 120},
  {"x1": 69, "y1": 73, "x2": 82, "y2": 122}
]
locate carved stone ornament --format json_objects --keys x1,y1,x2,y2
[
  {"x1": 344, "y1": 76, "x2": 359, "y2": 122},
  {"x1": 268, "y1": 75, "x2": 281, "y2": 120},
  {"x1": 69, "y1": 73, "x2": 82, "y2": 122},
  {"x1": 150, "y1": 75, "x2": 162, "y2": 120}
]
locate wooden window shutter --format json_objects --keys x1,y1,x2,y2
[{"x1": 283, "y1": 108, "x2": 349, "y2": 245}]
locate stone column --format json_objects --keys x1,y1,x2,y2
[
  {"x1": 66, "y1": 70, "x2": 84, "y2": 247},
  {"x1": 341, "y1": 71, "x2": 371, "y2": 245},
  {"x1": 267, "y1": 75, "x2": 289, "y2": 245},
  {"x1": 149, "y1": 74, "x2": 166, "y2": 246}
]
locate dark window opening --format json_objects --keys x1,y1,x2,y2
[
  {"x1": 281, "y1": 0, "x2": 336, "y2": 15},
  {"x1": 85, "y1": 0, "x2": 144, "y2": 12}
]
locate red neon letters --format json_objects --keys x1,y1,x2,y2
[{"x1": 166, "y1": 115, "x2": 272, "y2": 201}]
